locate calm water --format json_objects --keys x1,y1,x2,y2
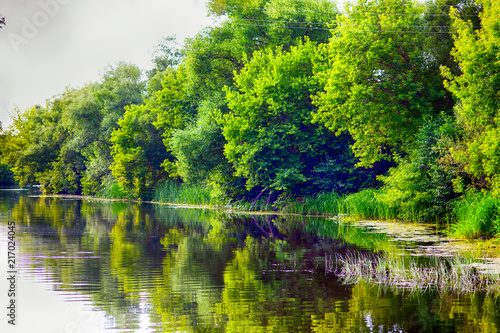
[{"x1": 1, "y1": 189, "x2": 500, "y2": 333}]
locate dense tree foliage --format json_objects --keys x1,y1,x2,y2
[
  {"x1": 222, "y1": 41, "x2": 362, "y2": 195},
  {"x1": 1, "y1": 63, "x2": 144, "y2": 194},
  {"x1": 78, "y1": 63, "x2": 145, "y2": 194},
  {"x1": 110, "y1": 103, "x2": 168, "y2": 199},
  {"x1": 377, "y1": 118, "x2": 457, "y2": 221},
  {"x1": 0, "y1": 131, "x2": 15, "y2": 185},
  {"x1": 166, "y1": 0, "x2": 340, "y2": 200},
  {"x1": 3, "y1": 0, "x2": 500, "y2": 230},
  {"x1": 312, "y1": 0, "x2": 449, "y2": 166},
  {"x1": 442, "y1": 0, "x2": 500, "y2": 193}
]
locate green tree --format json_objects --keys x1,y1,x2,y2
[
  {"x1": 147, "y1": 36, "x2": 183, "y2": 79},
  {"x1": 422, "y1": 0, "x2": 482, "y2": 114},
  {"x1": 207, "y1": 0, "x2": 337, "y2": 47},
  {"x1": 1, "y1": 63, "x2": 144, "y2": 195},
  {"x1": 169, "y1": 103, "x2": 229, "y2": 185},
  {"x1": 168, "y1": 0, "x2": 338, "y2": 200},
  {"x1": 0, "y1": 163, "x2": 14, "y2": 185},
  {"x1": 312, "y1": 0, "x2": 447, "y2": 167},
  {"x1": 222, "y1": 40, "x2": 360, "y2": 196},
  {"x1": 424, "y1": 0, "x2": 482, "y2": 76},
  {"x1": 377, "y1": 118, "x2": 457, "y2": 221},
  {"x1": 149, "y1": 66, "x2": 198, "y2": 178},
  {"x1": 110, "y1": 102, "x2": 169, "y2": 200},
  {"x1": 441, "y1": 0, "x2": 500, "y2": 193},
  {"x1": 0, "y1": 132, "x2": 15, "y2": 185},
  {"x1": 191, "y1": 0, "x2": 337, "y2": 99},
  {"x1": 110, "y1": 39, "x2": 193, "y2": 199},
  {"x1": 0, "y1": 105, "x2": 74, "y2": 192},
  {"x1": 73, "y1": 63, "x2": 145, "y2": 195},
  {"x1": 146, "y1": 36, "x2": 183, "y2": 94}
]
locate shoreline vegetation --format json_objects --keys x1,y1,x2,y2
[
  {"x1": 25, "y1": 181, "x2": 500, "y2": 244},
  {"x1": 2, "y1": 0, "x2": 500, "y2": 243},
  {"x1": 104, "y1": 180, "x2": 500, "y2": 241}
]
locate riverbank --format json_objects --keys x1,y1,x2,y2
[
  {"x1": 32, "y1": 180, "x2": 500, "y2": 242},
  {"x1": 149, "y1": 183, "x2": 500, "y2": 241}
]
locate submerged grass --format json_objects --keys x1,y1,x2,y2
[{"x1": 332, "y1": 251, "x2": 500, "y2": 294}]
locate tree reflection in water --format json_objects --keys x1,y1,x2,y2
[{"x1": 1, "y1": 190, "x2": 500, "y2": 332}]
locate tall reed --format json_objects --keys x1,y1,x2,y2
[
  {"x1": 333, "y1": 252, "x2": 500, "y2": 294},
  {"x1": 281, "y1": 191, "x2": 344, "y2": 215},
  {"x1": 341, "y1": 188, "x2": 398, "y2": 220},
  {"x1": 281, "y1": 188, "x2": 398, "y2": 221},
  {"x1": 152, "y1": 181, "x2": 213, "y2": 206},
  {"x1": 451, "y1": 192, "x2": 500, "y2": 239}
]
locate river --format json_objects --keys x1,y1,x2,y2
[{"x1": 1, "y1": 188, "x2": 500, "y2": 332}]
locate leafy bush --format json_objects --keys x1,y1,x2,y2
[
  {"x1": 377, "y1": 119, "x2": 456, "y2": 222},
  {"x1": 0, "y1": 162, "x2": 15, "y2": 186}
]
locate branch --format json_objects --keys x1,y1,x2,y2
[{"x1": 249, "y1": 188, "x2": 267, "y2": 211}]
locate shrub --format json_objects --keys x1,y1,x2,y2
[{"x1": 377, "y1": 119, "x2": 456, "y2": 222}]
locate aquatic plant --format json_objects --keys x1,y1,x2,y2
[
  {"x1": 278, "y1": 188, "x2": 398, "y2": 221},
  {"x1": 341, "y1": 188, "x2": 398, "y2": 221},
  {"x1": 332, "y1": 251, "x2": 500, "y2": 294},
  {"x1": 279, "y1": 191, "x2": 344, "y2": 215}
]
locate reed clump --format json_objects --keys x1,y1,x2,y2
[
  {"x1": 332, "y1": 252, "x2": 500, "y2": 294},
  {"x1": 152, "y1": 181, "x2": 213, "y2": 206},
  {"x1": 451, "y1": 192, "x2": 500, "y2": 239},
  {"x1": 279, "y1": 188, "x2": 399, "y2": 220},
  {"x1": 280, "y1": 191, "x2": 344, "y2": 215}
]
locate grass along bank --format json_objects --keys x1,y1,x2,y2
[
  {"x1": 96, "y1": 178, "x2": 500, "y2": 241},
  {"x1": 247, "y1": 189, "x2": 500, "y2": 240},
  {"x1": 451, "y1": 192, "x2": 500, "y2": 239}
]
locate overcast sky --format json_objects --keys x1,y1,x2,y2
[{"x1": 0, "y1": 0, "x2": 214, "y2": 129}]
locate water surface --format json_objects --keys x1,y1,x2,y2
[{"x1": 1, "y1": 189, "x2": 500, "y2": 332}]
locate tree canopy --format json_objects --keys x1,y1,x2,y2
[
  {"x1": 2, "y1": 0, "x2": 499, "y2": 229},
  {"x1": 442, "y1": 0, "x2": 500, "y2": 193},
  {"x1": 312, "y1": 0, "x2": 448, "y2": 166},
  {"x1": 222, "y1": 40, "x2": 361, "y2": 194}
]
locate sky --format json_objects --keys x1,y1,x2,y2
[{"x1": 0, "y1": 0, "x2": 214, "y2": 129}]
